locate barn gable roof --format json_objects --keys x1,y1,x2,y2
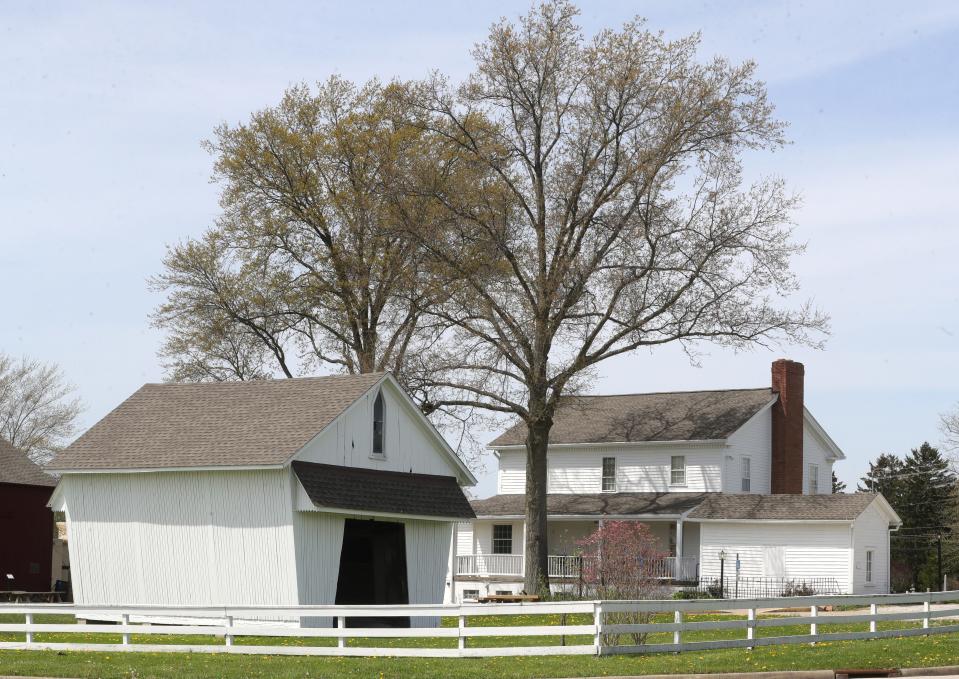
[
  {"x1": 0, "y1": 439, "x2": 57, "y2": 487},
  {"x1": 293, "y1": 460, "x2": 475, "y2": 520},
  {"x1": 489, "y1": 388, "x2": 775, "y2": 448},
  {"x1": 49, "y1": 373, "x2": 387, "y2": 471}
]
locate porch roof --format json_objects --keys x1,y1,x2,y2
[
  {"x1": 292, "y1": 460, "x2": 476, "y2": 520},
  {"x1": 470, "y1": 492, "x2": 712, "y2": 518}
]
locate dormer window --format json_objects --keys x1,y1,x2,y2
[{"x1": 372, "y1": 390, "x2": 385, "y2": 456}]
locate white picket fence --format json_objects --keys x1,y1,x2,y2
[{"x1": 1, "y1": 590, "x2": 958, "y2": 658}]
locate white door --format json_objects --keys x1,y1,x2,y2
[{"x1": 762, "y1": 546, "x2": 786, "y2": 578}]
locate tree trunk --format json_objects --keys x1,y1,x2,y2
[{"x1": 524, "y1": 412, "x2": 552, "y2": 595}]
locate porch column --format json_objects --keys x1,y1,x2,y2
[{"x1": 675, "y1": 519, "x2": 684, "y2": 559}]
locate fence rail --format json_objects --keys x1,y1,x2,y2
[
  {"x1": 455, "y1": 554, "x2": 698, "y2": 580},
  {"x1": 1, "y1": 591, "x2": 957, "y2": 658}
]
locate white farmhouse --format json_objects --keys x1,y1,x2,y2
[
  {"x1": 49, "y1": 373, "x2": 475, "y2": 624},
  {"x1": 454, "y1": 360, "x2": 901, "y2": 599}
]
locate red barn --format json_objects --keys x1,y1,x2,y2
[{"x1": 0, "y1": 439, "x2": 57, "y2": 592}]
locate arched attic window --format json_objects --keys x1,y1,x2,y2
[{"x1": 372, "y1": 390, "x2": 385, "y2": 456}]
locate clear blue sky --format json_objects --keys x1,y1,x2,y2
[{"x1": 1, "y1": 1, "x2": 957, "y2": 497}]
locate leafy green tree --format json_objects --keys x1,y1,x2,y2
[{"x1": 151, "y1": 78, "x2": 470, "y2": 384}]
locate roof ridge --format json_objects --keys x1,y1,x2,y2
[
  {"x1": 140, "y1": 372, "x2": 387, "y2": 388},
  {"x1": 560, "y1": 386, "x2": 772, "y2": 399}
]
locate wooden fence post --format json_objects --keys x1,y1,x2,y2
[
  {"x1": 593, "y1": 602, "x2": 602, "y2": 655},
  {"x1": 869, "y1": 603, "x2": 877, "y2": 634},
  {"x1": 923, "y1": 596, "x2": 931, "y2": 633},
  {"x1": 224, "y1": 615, "x2": 233, "y2": 647},
  {"x1": 809, "y1": 605, "x2": 817, "y2": 645},
  {"x1": 24, "y1": 613, "x2": 33, "y2": 645},
  {"x1": 458, "y1": 613, "x2": 466, "y2": 651},
  {"x1": 673, "y1": 610, "x2": 682, "y2": 649},
  {"x1": 337, "y1": 615, "x2": 346, "y2": 649},
  {"x1": 747, "y1": 608, "x2": 755, "y2": 649},
  {"x1": 121, "y1": 613, "x2": 130, "y2": 645}
]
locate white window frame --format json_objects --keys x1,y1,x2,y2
[
  {"x1": 865, "y1": 549, "x2": 874, "y2": 584},
  {"x1": 741, "y1": 456, "x2": 751, "y2": 493},
  {"x1": 670, "y1": 455, "x2": 686, "y2": 487},
  {"x1": 462, "y1": 589, "x2": 480, "y2": 601},
  {"x1": 808, "y1": 463, "x2": 819, "y2": 494},
  {"x1": 601, "y1": 456, "x2": 616, "y2": 492}
]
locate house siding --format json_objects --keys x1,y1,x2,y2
[
  {"x1": 62, "y1": 469, "x2": 299, "y2": 609},
  {"x1": 852, "y1": 502, "x2": 893, "y2": 593},
  {"x1": 496, "y1": 445, "x2": 724, "y2": 495},
  {"x1": 699, "y1": 521, "x2": 852, "y2": 593},
  {"x1": 803, "y1": 421, "x2": 835, "y2": 494},
  {"x1": 724, "y1": 406, "x2": 773, "y2": 494}
]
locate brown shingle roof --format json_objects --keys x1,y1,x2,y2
[
  {"x1": 471, "y1": 492, "x2": 712, "y2": 518},
  {"x1": 687, "y1": 493, "x2": 885, "y2": 521},
  {"x1": 472, "y1": 492, "x2": 894, "y2": 523},
  {"x1": 0, "y1": 439, "x2": 57, "y2": 487},
  {"x1": 490, "y1": 388, "x2": 774, "y2": 447},
  {"x1": 49, "y1": 373, "x2": 385, "y2": 471},
  {"x1": 293, "y1": 461, "x2": 475, "y2": 519}
]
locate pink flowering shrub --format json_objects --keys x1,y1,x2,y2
[{"x1": 577, "y1": 521, "x2": 669, "y2": 645}]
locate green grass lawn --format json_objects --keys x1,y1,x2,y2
[{"x1": 0, "y1": 610, "x2": 956, "y2": 678}]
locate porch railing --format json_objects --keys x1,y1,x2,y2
[{"x1": 455, "y1": 554, "x2": 698, "y2": 580}]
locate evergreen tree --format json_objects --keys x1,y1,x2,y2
[
  {"x1": 862, "y1": 444, "x2": 957, "y2": 590},
  {"x1": 895, "y1": 443, "x2": 956, "y2": 589},
  {"x1": 858, "y1": 453, "x2": 905, "y2": 504},
  {"x1": 832, "y1": 470, "x2": 847, "y2": 493}
]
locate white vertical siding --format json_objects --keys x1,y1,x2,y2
[
  {"x1": 295, "y1": 380, "x2": 463, "y2": 479},
  {"x1": 724, "y1": 406, "x2": 773, "y2": 494},
  {"x1": 495, "y1": 445, "x2": 724, "y2": 495},
  {"x1": 852, "y1": 502, "x2": 893, "y2": 593},
  {"x1": 404, "y1": 519, "x2": 454, "y2": 627},
  {"x1": 803, "y1": 422, "x2": 835, "y2": 494},
  {"x1": 292, "y1": 511, "x2": 345, "y2": 604},
  {"x1": 62, "y1": 469, "x2": 299, "y2": 608},
  {"x1": 699, "y1": 521, "x2": 852, "y2": 593}
]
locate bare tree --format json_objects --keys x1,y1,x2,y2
[
  {"x1": 151, "y1": 77, "x2": 462, "y2": 383},
  {"x1": 402, "y1": 1, "x2": 828, "y2": 591},
  {"x1": 0, "y1": 353, "x2": 83, "y2": 463},
  {"x1": 942, "y1": 404, "x2": 959, "y2": 453}
]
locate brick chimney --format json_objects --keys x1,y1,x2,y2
[{"x1": 770, "y1": 359, "x2": 804, "y2": 494}]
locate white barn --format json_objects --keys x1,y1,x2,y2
[{"x1": 49, "y1": 373, "x2": 475, "y2": 624}]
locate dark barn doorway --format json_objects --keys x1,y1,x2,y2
[{"x1": 334, "y1": 519, "x2": 409, "y2": 627}]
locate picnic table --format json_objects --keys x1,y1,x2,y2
[{"x1": 476, "y1": 594, "x2": 540, "y2": 603}]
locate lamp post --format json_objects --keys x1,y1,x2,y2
[{"x1": 718, "y1": 550, "x2": 727, "y2": 599}]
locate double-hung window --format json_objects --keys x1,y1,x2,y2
[
  {"x1": 865, "y1": 549, "x2": 874, "y2": 584},
  {"x1": 741, "y1": 457, "x2": 751, "y2": 492},
  {"x1": 808, "y1": 464, "x2": 819, "y2": 494},
  {"x1": 670, "y1": 455, "x2": 686, "y2": 486},
  {"x1": 601, "y1": 457, "x2": 616, "y2": 492},
  {"x1": 492, "y1": 524, "x2": 513, "y2": 554}
]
